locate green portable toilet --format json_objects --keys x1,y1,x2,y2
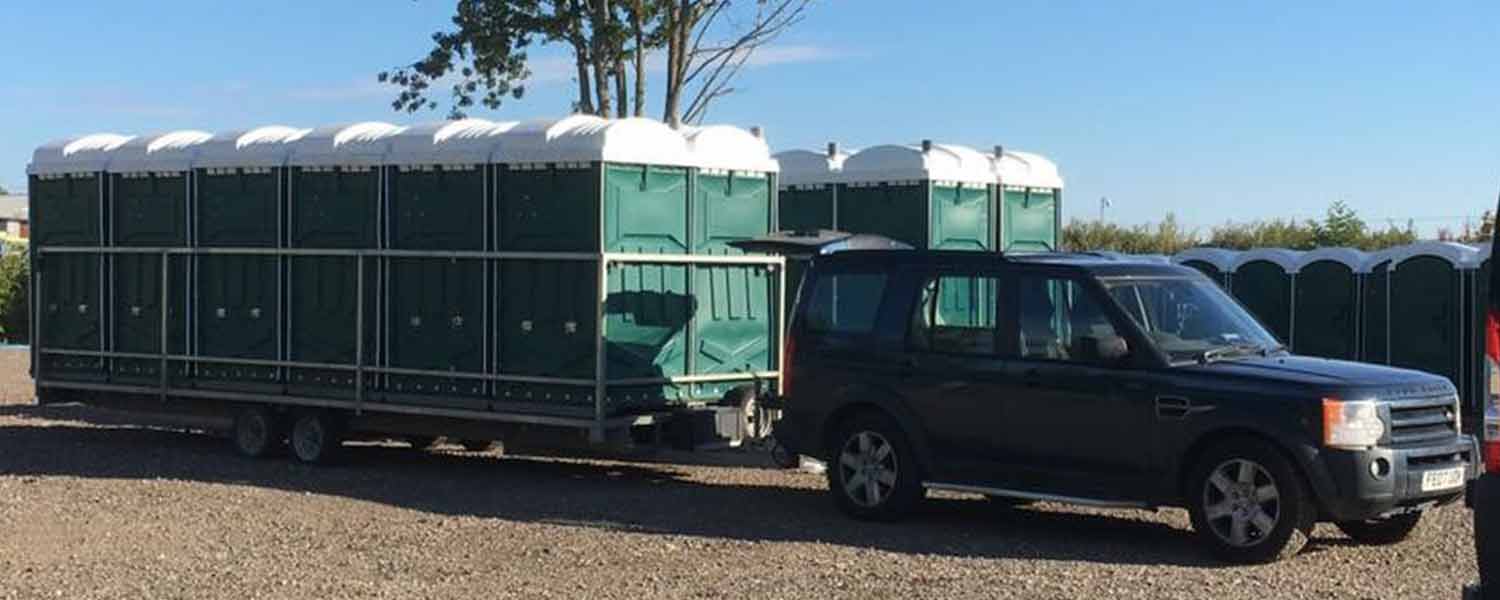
[
  {"x1": 381, "y1": 119, "x2": 515, "y2": 410},
  {"x1": 1230, "y1": 249, "x2": 1302, "y2": 344},
  {"x1": 285, "y1": 122, "x2": 404, "y2": 397},
  {"x1": 773, "y1": 145, "x2": 847, "y2": 232},
  {"x1": 495, "y1": 116, "x2": 696, "y2": 413},
  {"x1": 835, "y1": 141, "x2": 996, "y2": 250},
  {"x1": 684, "y1": 125, "x2": 779, "y2": 400},
  {"x1": 1174, "y1": 248, "x2": 1238, "y2": 289},
  {"x1": 771, "y1": 146, "x2": 846, "y2": 318},
  {"x1": 104, "y1": 131, "x2": 211, "y2": 384},
  {"x1": 192, "y1": 126, "x2": 309, "y2": 391},
  {"x1": 498, "y1": 115, "x2": 692, "y2": 254},
  {"x1": 1386, "y1": 242, "x2": 1477, "y2": 398},
  {"x1": 28, "y1": 133, "x2": 134, "y2": 382},
  {"x1": 1468, "y1": 244, "x2": 1491, "y2": 420},
  {"x1": 1291, "y1": 248, "x2": 1366, "y2": 360},
  {"x1": 995, "y1": 150, "x2": 1064, "y2": 252},
  {"x1": 1361, "y1": 250, "x2": 1394, "y2": 364}
]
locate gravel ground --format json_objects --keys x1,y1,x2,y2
[{"x1": 0, "y1": 351, "x2": 1479, "y2": 599}]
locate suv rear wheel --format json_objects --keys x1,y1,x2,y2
[
  {"x1": 827, "y1": 412, "x2": 923, "y2": 521},
  {"x1": 1336, "y1": 512, "x2": 1423, "y2": 545},
  {"x1": 1187, "y1": 438, "x2": 1315, "y2": 564}
]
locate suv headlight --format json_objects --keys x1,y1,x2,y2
[{"x1": 1323, "y1": 398, "x2": 1383, "y2": 450}]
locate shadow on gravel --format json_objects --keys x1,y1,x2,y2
[{"x1": 1, "y1": 404, "x2": 1241, "y2": 568}]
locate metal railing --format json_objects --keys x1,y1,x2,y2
[{"x1": 34, "y1": 245, "x2": 786, "y2": 442}]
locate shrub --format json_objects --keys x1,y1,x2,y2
[{"x1": 0, "y1": 243, "x2": 29, "y2": 344}]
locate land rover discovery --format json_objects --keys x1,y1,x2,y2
[{"x1": 772, "y1": 248, "x2": 1481, "y2": 564}]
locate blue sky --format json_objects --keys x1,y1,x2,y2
[{"x1": 4, "y1": 1, "x2": 1498, "y2": 235}]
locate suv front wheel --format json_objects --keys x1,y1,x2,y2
[
  {"x1": 828, "y1": 412, "x2": 923, "y2": 521},
  {"x1": 1187, "y1": 438, "x2": 1315, "y2": 564}
]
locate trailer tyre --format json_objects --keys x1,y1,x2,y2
[
  {"x1": 723, "y1": 386, "x2": 770, "y2": 442},
  {"x1": 289, "y1": 412, "x2": 346, "y2": 464},
  {"x1": 232, "y1": 406, "x2": 284, "y2": 459}
]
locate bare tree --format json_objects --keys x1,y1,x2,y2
[{"x1": 666, "y1": 0, "x2": 812, "y2": 126}]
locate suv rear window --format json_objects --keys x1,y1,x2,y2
[{"x1": 804, "y1": 273, "x2": 887, "y2": 334}]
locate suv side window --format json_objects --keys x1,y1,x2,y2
[
  {"x1": 909, "y1": 273, "x2": 1002, "y2": 355},
  {"x1": 1017, "y1": 274, "x2": 1124, "y2": 364},
  {"x1": 804, "y1": 272, "x2": 888, "y2": 335}
]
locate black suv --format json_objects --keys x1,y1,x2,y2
[{"x1": 773, "y1": 248, "x2": 1481, "y2": 564}]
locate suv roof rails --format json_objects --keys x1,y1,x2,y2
[{"x1": 728, "y1": 230, "x2": 915, "y2": 256}]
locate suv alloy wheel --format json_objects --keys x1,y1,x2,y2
[
  {"x1": 1188, "y1": 438, "x2": 1315, "y2": 563},
  {"x1": 828, "y1": 412, "x2": 923, "y2": 521}
]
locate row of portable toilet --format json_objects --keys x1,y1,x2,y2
[
  {"x1": 27, "y1": 115, "x2": 783, "y2": 416},
  {"x1": 773, "y1": 141, "x2": 1064, "y2": 253},
  {"x1": 1174, "y1": 242, "x2": 1490, "y2": 421}
]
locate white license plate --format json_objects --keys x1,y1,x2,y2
[{"x1": 1420, "y1": 467, "x2": 1465, "y2": 492}]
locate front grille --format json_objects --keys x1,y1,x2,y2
[{"x1": 1386, "y1": 393, "x2": 1460, "y2": 447}]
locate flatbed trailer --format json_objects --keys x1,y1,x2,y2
[{"x1": 32, "y1": 246, "x2": 785, "y2": 459}]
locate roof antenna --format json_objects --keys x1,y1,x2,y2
[
  {"x1": 826, "y1": 142, "x2": 839, "y2": 159},
  {"x1": 921, "y1": 139, "x2": 932, "y2": 153},
  {"x1": 993, "y1": 145, "x2": 1005, "y2": 159},
  {"x1": 750, "y1": 126, "x2": 764, "y2": 139}
]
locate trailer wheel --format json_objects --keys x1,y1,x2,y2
[
  {"x1": 289, "y1": 412, "x2": 346, "y2": 464},
  {"x1": 723, "y1": 386, "x2": 770, "y2": 441},
  {"x1": 769, "y1": 439, "x2": 800, "y2": 469},
  {"x1": 231, "y1": 406, "x2": 284, "y2": 459}
]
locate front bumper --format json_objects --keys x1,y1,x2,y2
[{"x1": 1307, "y1": 435, "x2": 1479, "y2": 522}]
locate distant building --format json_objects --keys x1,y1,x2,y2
[{"x1": 0, "y1": 195, "x2": 27, "y2": 240}]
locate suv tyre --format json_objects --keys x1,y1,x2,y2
[
  {"x1": 1335, "y1": 512, "x2": 1423, "y2": 545},
  {"x1": 827, "y1": 411, "x2": 923, "y2": 521},
  {"x1": 1187, "y1": 438, "x2": 1315, "y2": 564}
]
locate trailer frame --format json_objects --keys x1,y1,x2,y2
[{"x1": 33, "y1": 245, "x2": 786, "y2": 444}]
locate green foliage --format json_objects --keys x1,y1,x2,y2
[
  {"x1": 0, "y1": 245, "x2": 29, "y2": 343},
  {"x1": 1062, "y1": 214, "x2": 1199, "y2": 255},
  {"x1": 1064, "y1": 201, "x2": 1422, "y2": 253},
  {"x1": 383, "y1": 0, "x2": 812, "y2": 125},
  {"x1": 1206, "y1": 218, "x2": 1319, "y2": 250},
  {"x1": 1437, "y1": 209, "x2": 1494, "y2": 243},
  {"x1": 1312, "y1": 200, "x2": 1366, "y2": 247}
]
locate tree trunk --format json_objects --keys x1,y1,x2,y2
[
  {"x1": 661, "y1": 2, "x2": 685, "y2": 127},
  {"x1": 631, "y1": 0, "x2": 646, "y2": 117},
  {"x1": 574, "y1": 55, "x2": 595, "y2": 115},
  {"x1": 567, "y1": 0, "x2": 597, "y2": 115},
  {"x1": 589, "y1": 0, "x2": 613, "y2": 117},
  {"x1": 614, "y1": 58, "x2": 628, "y2": 118}
]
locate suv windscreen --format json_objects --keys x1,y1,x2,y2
[{"x1": 1101, "y1": 276, "x2": 1279, "y2": 364}]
